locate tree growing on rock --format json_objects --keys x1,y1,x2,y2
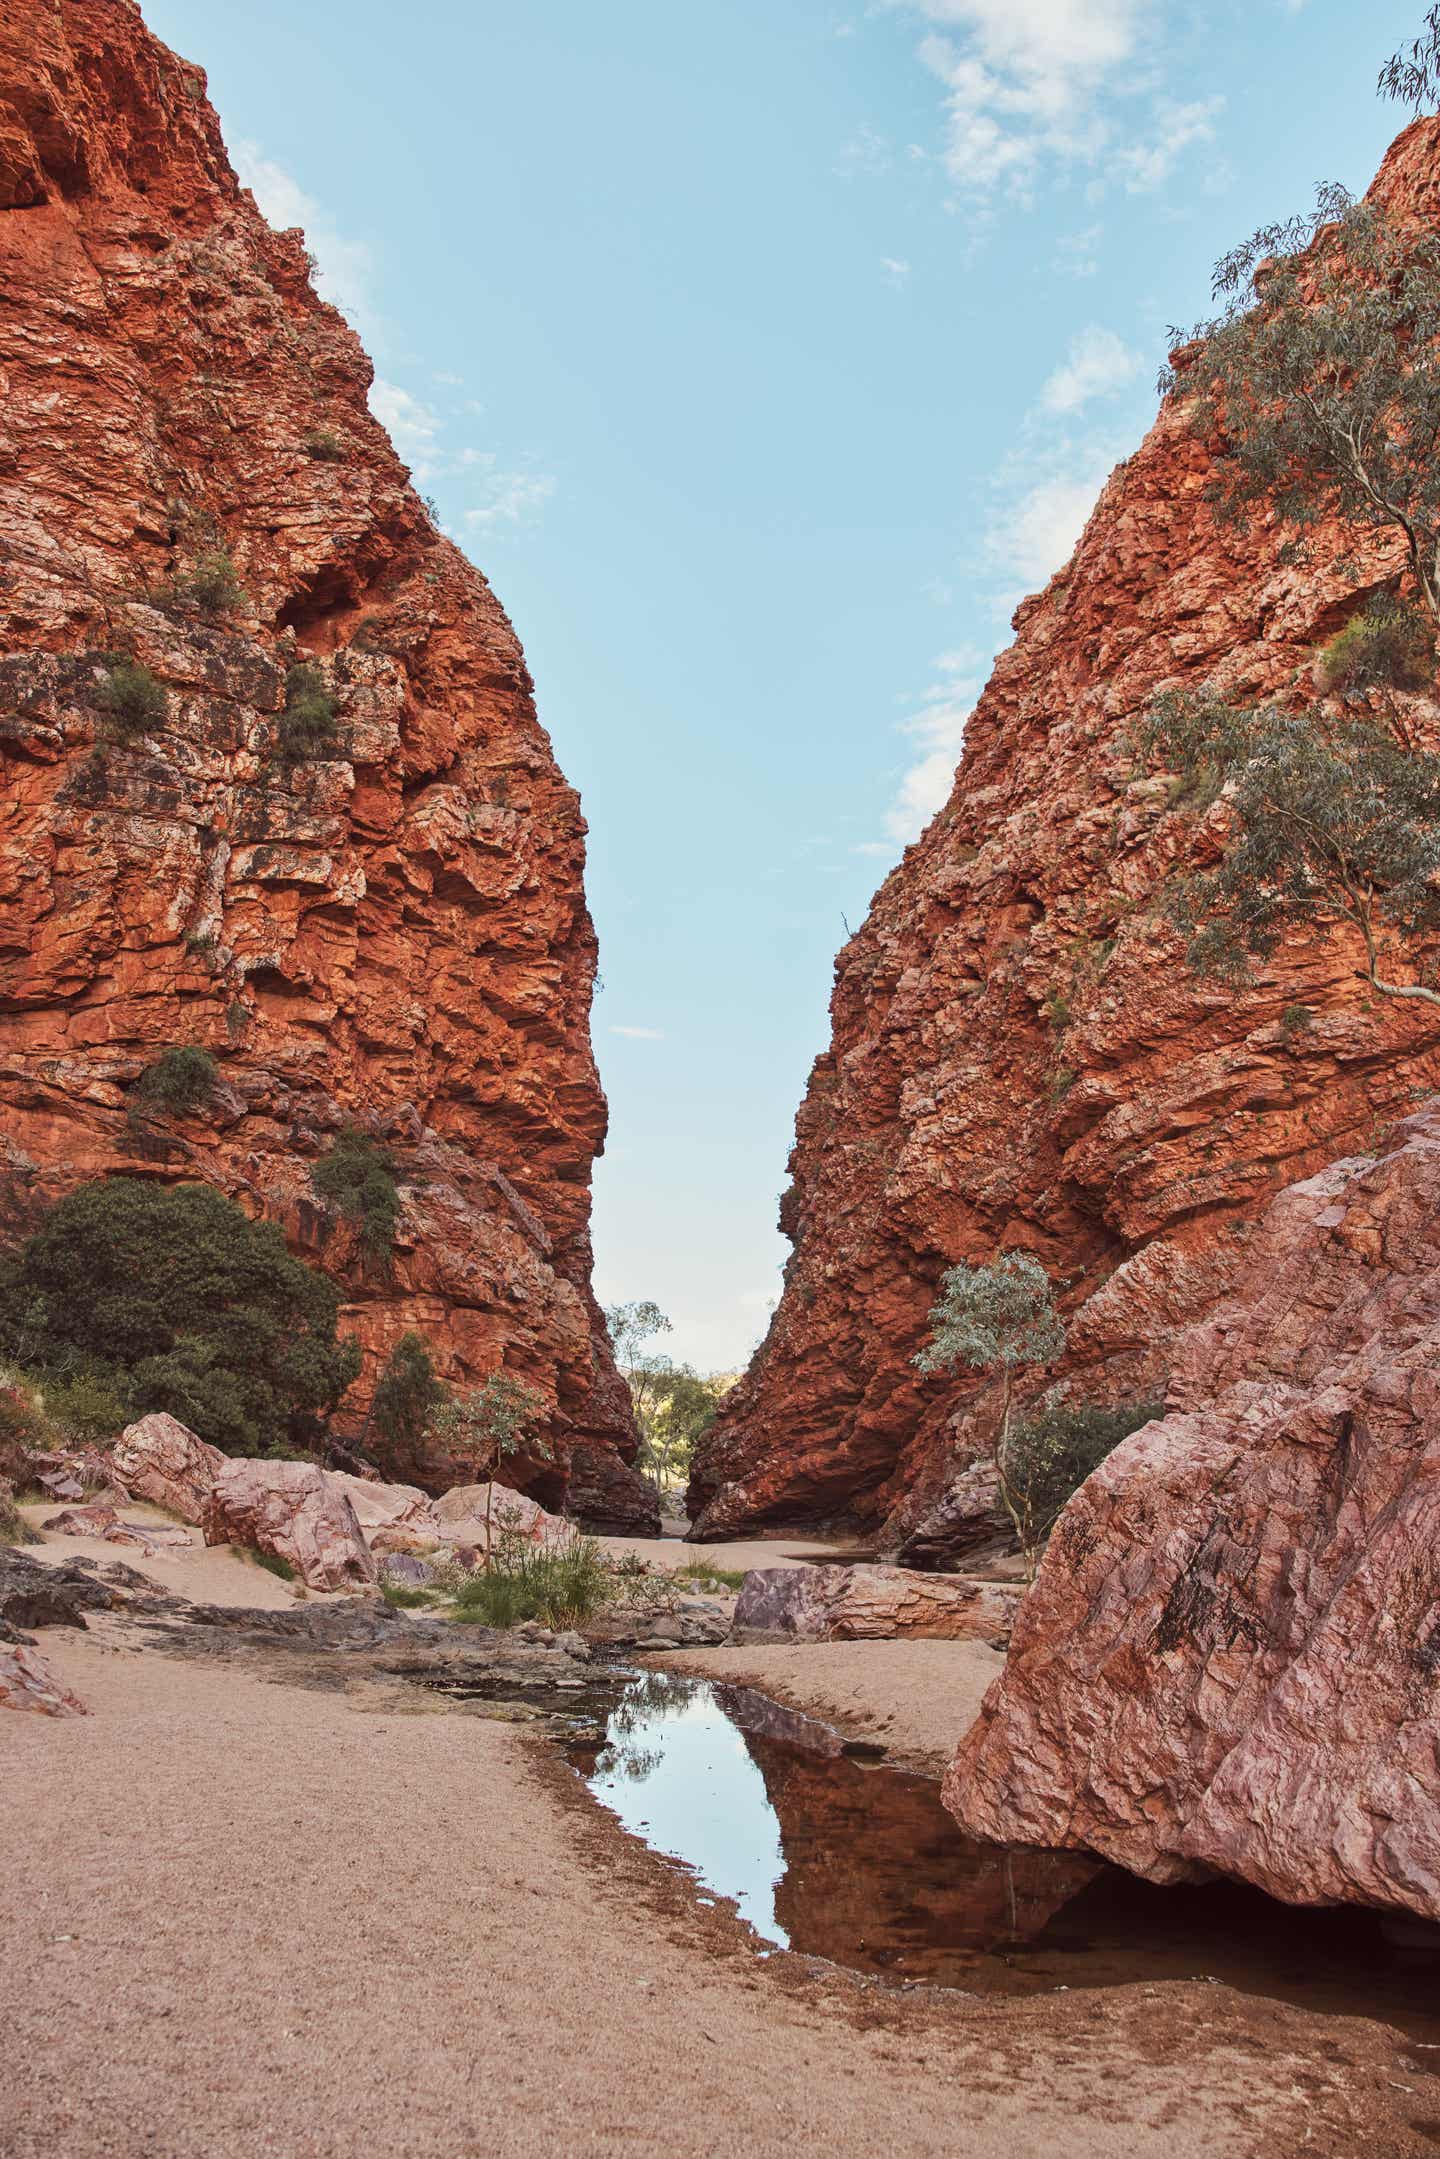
[
  {"x1": 363, "y1": 1331, "x2": 446, "y2": 1478},
  {"x1": 1137, "y1": 689, "x2": 1440, "y2": 1007},
  {"x1": 915, "y1": 1253, "x2": 1066, "y2": 1576}
]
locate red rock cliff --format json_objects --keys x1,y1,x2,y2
[
  {"x1": 0, "y1": 0, "x2": 656, "y2": 1529},
  {"x1": 689, "y1": 118, "x2": 1440, "y2": 1557}
]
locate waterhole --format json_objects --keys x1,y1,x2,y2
[{"x1": 567, "y1": 1668, "x2": 1440, "y2": 2031}]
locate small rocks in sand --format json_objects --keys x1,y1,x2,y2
[
  {"x1": 202, "y1": 1459, "x2": 377, "y2": 1592},
  {"x1": 0, "y1": 1642, "x2": 88, "y2": 1717},
  {"x1": 42, "y1": 1505, "x2": 193, "y2": 1551}
]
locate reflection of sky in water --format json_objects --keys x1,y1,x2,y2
[{"x1": 588, "y1": 1678, "x2": 789, "y2": 1947}]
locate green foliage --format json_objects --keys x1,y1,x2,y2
[
  {"x1": 303, "y1": 427, "x2": 346, "y2": 463},
  {"x1": 380, "y1": 1580, "x2": 433, "y2": 1609},
  {"x1": 431, "y1": 1373, "x2": 547, "y2": 1473},
  {"x1": 915, "y1": 1252, "x2": 1066, "y2": 1381},
  {"x1": 1136, "y1": 689, "x2": 1440, "y2": 1006},
  {"x1": 1041, "y1": 986, "x2": 1072, "y2": 1034},
  {"x1": 1280, "y1": 1002, "x2": 1314, "y2": 1038},
  {"x1": 450, "y1": 1528, "x2": 610, "y2": 1629},
  {"x1": 366, "y1": 1331, "x2": 446, "y2": 1469},
  {"x1": 0, "y1": 1378, "x2": 50, "y2": 1489},
  {"x1": 312, "y1": 1126, "x2": 401, "y2": 1259},
  {"x1": 604, "y1": 1300, "x2": 728, "y2": 1497},
  {"x1": 1000, "y1": 1398, "x2": 1163, "y2": 1572},
  {"x1": 42, "y1": 1373, "x2": 126, "y2": 1446},
  {"x1": 167, "y1": 547, "x2": 248, "y2": 618},
  {"x1": 276, "y1": 663, "x2": 340, "y2": 762},
  {"x1": 1164, "y1": 193, "x2": 1440, "y2": 625},
  {"x1": 250, "y1": 1548, "x2": 295, "y2": 1582},
  {"x1": 130, "y1": 1045, "x2": 218, "y2": 1124},
  {"x1": 671, "y1": 1559, "x2": 746, "y2": 1592},
  {"x1": 1316, "y1": 601, "x2": 1436, "y2": 697},
  {"x1": 225, "y1": 1000, "x2": 248, "y2": 1042},
  {"x1": 1378, "y1": 9, "x2": 1440, "y2": 109},
  {"x1": 97, "y1": 659, "x2": 167, "y2": 741},
  {"x1": 0, "y1": 1180, "x2": 361, "y2": 1456}
]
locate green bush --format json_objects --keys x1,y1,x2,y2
[
  {"x1": 97, "y1": 659, "x2": 167, "y2": 741},
  {"x1": 166, "y1": 547, "x2": 247, "y2": 618},
  {"x1": 303, "y1": 428, "x2": 346, "y2": 463},
  {"x1": 250, "y1": 1548, "x2": 295, "y2": 1582},
  {"x1": 671, "y1": 1559, "x2": 746, "y2": 1592},
  {"x1": 0, "y1": 1179, "x2": 361, "y2": 1457},
  {"x1": 130, "y1": 1045, "x2": 217, "y2": 1123},
  {"x1": 0, "y1": 1378, "x2": 50, "y2": 1489},
  {"x1": 365, "y1": 1330, "x2": 446, "y2": 1478},
  {"x1": 1317, "y1": 603, "x2": 1435, "y2": 696},
  {"x1": 312, "y1": 1125, "x2": 400, "y2": 1258},
  {"x1": 1001, "y1": 1399, "x2": 1163, "y2": 1568},
  {"x1": 450, "y1": 1530, "x2": 610, "y2": 1630},
  {"x1": 42, "y1": 1374, "x2": 127, "y2": 1447},
  {"x1": 277, "y1": 663, "x2": 340, "y2": 762},
  {"x1": 380, "y1": 1580, "x2": 434, "y2": 1609}
]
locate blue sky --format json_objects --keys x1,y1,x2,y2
[{"x1": 147, "y1": 0, "x2": 1418, "y2": 1370}]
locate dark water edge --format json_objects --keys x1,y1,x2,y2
[{"x1": 558, "y1": 1668, "x2": 1440, "y2": 2036}]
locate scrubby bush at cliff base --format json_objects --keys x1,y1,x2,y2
[
  {"x1": 128, "y1": 1044, "x2": 218, "y2": 1123},
  {"x1": 311, "y1": 1125, "x2": 401, "y2": 1259},
  {"x1": 999, "y1": 1399, "x2": 1164, "y2": 1576},
  {"x1": 97, "y1": 658, "x2": 168, "y2": 740},
  {"x1": 0, "y1": 1180, "x2": 360, "y2": 1457},
  {"x1": 363, "y1": 1330, "x2": 447, "y2": 1480},
  {"x1": 450, "y1": 1529, "x2": 610, "y2": 1629}
]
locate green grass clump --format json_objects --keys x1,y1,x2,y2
[
  {"x1": 1317, "y1": 602, "x2": 1434, "y2": 697},
  {"x1": 130, "y1": 1044, "x2": 218, "y2": 1123},
  {"x1": 450, "y1": 1531, "x2": 609, "y2": 1630},
  {"x1": 380, "y1": 1581, "x2": 433, "y2": 1609},
  {"x1": 98, "y1": 659, "x2": 168, "y2": 741},
  {"x1": 303, "y1": 428, "x2": 346, "y2": 463},
  {"x1": 671, "y1": 1560, "x2": 746, "y2": 1592},
  {"x1": 251, "y1": 1548, "x2": 295, "y2": 1582}
]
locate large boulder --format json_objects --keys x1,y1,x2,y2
[
  {"x1": 734, "y1": 1563, "x2": 1019, "y2": 1646},
  {"x1": 947, "y1": 1103, "x2": 1440, "y2": 1921},
  {"x1": 0, "y1": 1643, "x2": 87, "y2": 1717},
  {"x1": 111, "y1": 1415, "x2": 225, "y2": 1524},
  {"x1": 433, "y1": 1482, "x2": 571, "y2": 1552},
  {"x1": 202, "y1": 1460, "x2": 376, "y2": 1592},
  {"x1": 328, "y1": 1473, "x2": 439, "y2": 1553}
]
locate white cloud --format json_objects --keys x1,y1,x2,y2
[
  {"x1": 609, "y1": 1024, "x2": 666, "y2": 1041},
  {"x1": 989, "y1": 467, "x2": 1108, "y2": 591},
  {"x1": 884, "y1": 647, "x2": 988, "y2": 845},
  {"x1": 1113, "y1": 96, "x2": 1222, "y2": 193},
  {"x1": 233, "y1": 141, "x2": 377, "y2": 333},
  {"x1": 837, "y1": 123, "x2": 893, "y2": 175},
  {"x1": 1054, "y1": 222, "x2": 1103, "y2": 277},
  {"x1": 1040, "y1": 324, "x2": 1141, "y2": 413},
  {"x1": 881, "y1": 255, "x2": 913, "y2": 286},
  {"x1": 369, "y1": 379, "x2": 441, "y2": 472},
  {"x1": 852, "y1": 839, "x2": 895, "y2": 857},
  {"x1": 463, "y1": 467, "x2": 558, "y2": 530}
]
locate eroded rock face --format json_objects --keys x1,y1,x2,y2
[
  {"x1": 0, "y1": 1643, "x2": 87, "y2": 1716},
  {"x1": 688, "y1": 117, "x2": 1440, "y2": 1559},
  {"x1": 733, "y1": 1563, "x2": 1018, "y2": 1646},
  {"x1": 327, "y1": 1472, "x2": 438, "y2": 1553},
  {"x1": 946, "y1": 1103, "x2": 1440, "y2": 1920},
  {"x1": 202, "y1": 1459, "x2": 377, "y2": 1591},
  {"x1": 0, "y1": 0, "x2": 653, "y2": 1532},
  {"x1": 111, "y1": 1414, "x2": 225, "y2": 1524}
]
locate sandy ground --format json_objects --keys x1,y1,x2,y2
[
  {"x1": 15, "y1": 1499, "x2": 301, "y2": 1607},
  {"x1": 596, "y1": 1530, "x2": 845, "y2": 1572},
  {"x1": 5, "y1": 1519, "x2": 1434, "y2": 2157},
  {"x1": 669, "y1": 1637, "x2": 1005, "y2": 1770}
]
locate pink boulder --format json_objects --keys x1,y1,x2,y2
[
  {"x1": 328, "y1": 1473, "x2": 439, "y2": 1553},
  {"x1": 0, "y1": 1643, "x2": 87, "y2": 1717},
  {"x1": 735, "y1": 1563, "x2": 1019, "y2": 1646},
  {"x1": 947, "y1": 1102, "x2": 1440, "y2": 1921},
  {"x1": 433, "y1": 1482, "x2": 570, "y2": 1551},
  {"x1": 202, "y1": 1460, "x2": 376, "y2": 1592},
  {"x1": 42, "y1": 1505, "x2": 193, "y2": 1550},
  {"x1": 111, "y1": 1414, "x2": 225, "y2": 1524}
]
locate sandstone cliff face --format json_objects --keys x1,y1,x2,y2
[
  {"x1": 689, "y1": 118, "x2": 1440, "y2": 1557},
  {"x1": 947, "y1": 1102, "x2": 1440, "y2": 1919},
  {"x1": 0, "y1": 0, "x2": 655, "y2": 1528}
]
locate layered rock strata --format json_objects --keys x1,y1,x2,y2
[
  {"x1": 690, "y1": 117, "x2": 1440, "y2": 1557},
  {"x1": 946, "y1": 1103, "x2": 1440, "y2": 1920},
  {"x1": 0, "y1": 0, "x2": 653, "y2": 1527}
]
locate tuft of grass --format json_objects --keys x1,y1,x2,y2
[
  {"x1": 276, "y1": 662, "x2": 340, "y2": 763},
  {"x1": 303, "y1": 427, "x2": 346, "y2": 463},
  {"x1": 380, "y1": 1581, "x2": 433, "y2": 1609},
  {"x1": 449, "y1": 1530, "x2": 609, "y2": 1630},
  {"x1": 129, "y1": 1044, "x2": 217, "y2": 1125},
  {"x1": 671, "y1": 1560, "x2": 746, "y2": 1592},
  {"x1": 97, "y1": 658, "x2": 168, "y2": 742},
  {"x1": 250, "y1": 1548, "x2": 296, "y2": 1582}
]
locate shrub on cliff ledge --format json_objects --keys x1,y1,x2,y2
[
  {"x1": 128, "y1": 1045, "x2": 218, "y2": 1132},
  {"x1": 1138, "y1": 689, "x2": 1440, "y2": 1009},
  {"x1": 1317, "y1": 601, "x2": 1436, "y2": 697},
  {"x1": 97, "y1": 658, "x2": 167, "y2": 741},
  {"x1": 0, "y1": 1180, "x2": 360, "y2": 1456},
  {"x1": 1001, "y1": 1398, "x2": 1163, "y2": 1573},
  {"x1": 312, "y1": 1125, "x2": 401, "y2": 1259},
  {"x1": 277, "y1": 663, "x2": 340, "y2": 762}
]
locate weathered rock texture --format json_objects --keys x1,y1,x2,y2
[
  {"x1": 733, "y1": 1563, "x2": 1017, "y2": 1646},
  {"x1": 690, "y1": 117, "x2": 1440, "y2": 1558},
  {"x1": 0, "y1": 1642, "x2": 87, "y2": 1716},
  {"x1": 0, "y1": 0, "x2": 653, "y2": 1530},
  {"x1": 948, "y1": 1103, "x2": 1440, "y2": 1919},
  {"x1": 202, "y1": 1458, "x2": 376, "y2": 1591},
  {"x1": 111, "y1": 1413, "x2": 224, "y2": 1523}
]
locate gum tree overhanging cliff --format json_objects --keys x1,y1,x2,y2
[
  {"x1": 688, "y1": 114, "x2": 1440, "y2": 1561},
  {"x1": 0, "y1": 0, "x2": 656, "y2": 1530}
]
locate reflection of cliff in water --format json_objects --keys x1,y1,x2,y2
[{"x1": 740, "y1": 1726, "x2": 1097, "y2": 1983}]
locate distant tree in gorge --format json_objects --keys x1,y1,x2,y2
[
  {"x1": 429, "y1": 1373, "x2": 549, "y2": 1563},
  {"x1": 915, "y1": 1254, "x2": 1066, "y2": 1573},
  {"x1": 603, "y1": 1301, "x2": 728, "y2": 1501},
  {"x1": 364, "y1": 1330, "x2": 446, "y2": 1478}
]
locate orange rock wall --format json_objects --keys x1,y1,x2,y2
[
  {"x1": 0, "y1": 0, "x2": 655, "y2": 1528},
  {"x1": 689, "y1": 119, "x2": 1440, "y2": 1557}
]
